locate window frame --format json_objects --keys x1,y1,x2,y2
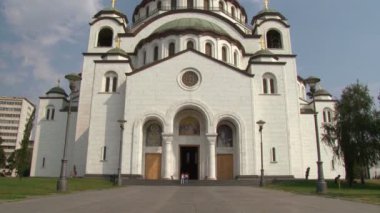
[
  {"x1": 97, "y1": 27, "x2": 113, "y2": 47},
  {"x1": 104, "y1": 71, "x2": 118, "y2": 93},
  {"x1": 266, "y1": 29, "x2": 283, "y2": 49}
]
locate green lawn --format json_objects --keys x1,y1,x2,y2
[
  {"x1": 0, "y1": 177, "x2": 115, "y2": 200},
  {"x1": 266, "y1": 179, "x2": 380, "y2": 205}
]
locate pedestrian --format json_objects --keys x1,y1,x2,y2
[
  {"x1": 305, "y1": 167, "x2": 310, "y2": 180},
  {"x1": 180, "y1": 173, "x2": 185, "y2": 184},
  {"x1": 185, "y1": 173, "x2": 189, "y2": 184}
]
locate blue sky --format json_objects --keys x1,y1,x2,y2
[{"x1": 0, "y1": 0, "x2": 379, "y2": 106}]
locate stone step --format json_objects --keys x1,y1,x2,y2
[{"x1": 122, "y1": 179, "x2": 261, "y2": 186}]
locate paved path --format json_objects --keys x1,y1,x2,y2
[{"x1": 1, "y1": 186, "x2": 379, "y2": 213}]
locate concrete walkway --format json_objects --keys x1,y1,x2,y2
[{"x1": 1, "y1": 186, "x2": 379, "y2": 213}]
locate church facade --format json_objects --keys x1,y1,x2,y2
[{"x1": 30, "y1": 0, "x2": 344, "y2": 180}]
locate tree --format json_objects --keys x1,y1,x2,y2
[
  {"x1": 14, "y1": 109, "x2": 35, "y2": 178},
  {"x1": 322, "y1": 82, "x2": 380, "y2": 187},
  {"x1": 0, "y1": 137, "x2": 6, "y2": 169}
]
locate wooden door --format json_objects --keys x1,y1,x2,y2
[
  {"x1": 145, "y1": 154, "x2": 161, "y2": 180},
  {"x1": 217, "y1": 154, "x2": 233, "y2": 180}
]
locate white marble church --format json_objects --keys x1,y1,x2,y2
[{"x1": 30, "y1": 0, "x2": 345, "y2": 180}]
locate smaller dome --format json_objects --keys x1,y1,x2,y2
[
  {"x1": 46, "y1": 86, "x2": 68, "y2": 97},
  {"x1": 315, "y1": 89, "x2": 332, "y2": 97},
  {"x1": 107, "y1": 47, "x2": 128, "y2": 57},
  {"x1": 93, "y1": 7, "x2": 128, "y2": 23},
  {"x1": 251, "y1": 8, "x2": 287, "y2": 24},
  {"x1": 252, "y1": 49, "x2": 274, "y2": 56}
]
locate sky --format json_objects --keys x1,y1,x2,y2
[{"x1": 0, "y1": 0, "x2": 379, "y2": 107}]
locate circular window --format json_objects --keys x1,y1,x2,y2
[
  {"x1": 182, "y1": 71, "x2": 199, "y2": 87},
  {"x1": 178, "y1": 69, "x2": 201, "y2": 91}
]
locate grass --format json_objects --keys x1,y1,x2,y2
[
  {"x1": 266, "y1": 179, "x2": 380, "y2": 205},
  {"x1": 0, "y1": 177, "x2": 115, "y2": 201}
]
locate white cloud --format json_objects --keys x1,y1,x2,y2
[
  {"x1": 0, "y1": 0, "x2": 103, "y2": 84},
  {"x1": 2, "y1": 0, "x2": 103, "y2": 46}
]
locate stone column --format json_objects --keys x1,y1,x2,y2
[
  {"x1": 206, "y1": 134, "x2": 218, "y2": 180},
  {"x1": 162, "y1": 133, "x2": 174, "y2": 180}
]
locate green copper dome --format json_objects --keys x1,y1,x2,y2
[
  {"x1": 315, "y1": 89, "x2": 332, "y2": 97},
  {"x1": 107, "y1": 48, "x2": 128, "y2": 57},
  {"x1": 46, "y1": 86, "x2": 68, "y2": 97},
  {"x1": 154, "y1": 18, "x2": 229, "y2": 36}
]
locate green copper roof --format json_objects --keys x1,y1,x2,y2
[
  {"x1": 251, "y1": 49, "x2": 274, "y2": 57},
  {"x1": 154, "y1": 18, "x2": 229, "y2": 36},
  {"x1": 315, "y1": 89, "x2": 332, "y2": 97},
  {"x1": 257, "y1": 8, "x2": 280, "y2": 15},
  {"x1": 251, "y1": 8, "x2": 287, "y2": 24},
  {"x1": 107, "y1": 48, "x2": 128, "y2": 57},
  {"x1": 46, "y1": 86, "x2": 68, "y2": 97}
]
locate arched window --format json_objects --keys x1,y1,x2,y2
[
  {"x1": 97, "y1": 28, "x2": 113, "y2": 47},
  {"x1": 204, "y1": 0, "x2": 210, "y2": 10},
  {"x1": 153, "y1": 46, "x2": 159, "y2": 61},
  {"x1": 145, "y1": 122, "x2": 163, "y2": 146},
  {"x1": 217, "y1": 125, "x2": 233, "y2": 147},
  {"x1": 219, "y1": 1, "x2": 224, "y2": 12},
  {"x1": 157, "y1": 1, "x2": 162, "y2": 10},
  {"x1": 101, "y1": 146, "x2": 107, "y2": 161},
  {"x1": 187, "y1": 41, "x2": 194, "y2": 49},
  {"x1": 270, "y1": 147, "x2": 277, "y2": 162},
  {"x1": 104, "y1": 71, "x2": 118, "y2": 93},
  {"x1": 187, "y1": 0, "x2": 194, "y2": 9},
  {"x1": 171, "y1": 0, "x2": 177, "y2": 10},
  {"x1": 323, "y1": 108, "x2": 333, "y2": 123},
  {"x1": 146, "y1": 6, "x2": 150, "y2": 17},
  {"x1": 46, "y1": 105, "x2": 55, "y2": 120},
  {"x1": 233, "y1": 51, "x2": 238, "y2": 66},
  {"x1": 143, "y1": 50, "x2": 147, "y2": 65},
  {"x1": 179, "y1": 117, "x2": 200, "y2": 135},
  {"x1": 169, "y1": 42, "x2": 175, "y2": 56},
  {"x1": 231, "y1": 7, "x2": 236, "y2": 19},
  {"x1": 262, "y1": 73, "x2": 277, "y2": 94},
  {"x1": 222, "y1": 46, "x2": 228, "y2": 62},
  {"x1": 267, "y1": 30, "x2": 282, "y2": 49},
  {"x1": 205, "y1": 42, "x2": 212, "y2": 57}
]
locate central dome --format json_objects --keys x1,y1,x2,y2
[{"x1": 154, "y1": 18, "x2": 229, "y2": 36}]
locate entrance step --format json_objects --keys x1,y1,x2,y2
[{"x1": 122, "y1": 179, "x2": 261, "y2": 186}]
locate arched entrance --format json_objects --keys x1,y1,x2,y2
[{"x1": 174, "y1": 109, "x2": 206, "y2": 180}]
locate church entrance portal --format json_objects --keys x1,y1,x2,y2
[{"x1": 180, "y1": 146, "x2": 199, "y2": 180}]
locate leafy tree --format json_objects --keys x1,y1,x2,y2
[
  {"x1": 7, "y1": 151, "x2": 15, "y2": 172},
  {"x1": 14, "y1": 109, "x2": 35, "y2": 178},
  {"x1": 323, "y1": 82, "x2": 380, "y2": 187},
  {"x1": 0, "y1": 137, "x2": 6, "y2": 168}
]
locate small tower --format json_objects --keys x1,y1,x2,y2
[
  {"x1": 87, "y1": 0, "x2": 128, "y2": 53},
  {"x1": 251, "y1": 0, "x2": 292, "y2": 54}
]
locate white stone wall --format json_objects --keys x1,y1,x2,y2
[
  {"x1": 85, "y1": 62, "x2": 128, "y2": 175},
  {"x1": 30, "y1": 97, "x2": 77, "y2": 177},
  {"x1": 121, "y1": 51, "x2": 255, "y2": 178},
  {"x1": 300, "y1": 100, "x2": 345, "y2": 179}
]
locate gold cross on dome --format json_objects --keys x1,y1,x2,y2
[
  {"x1": 260, "y1": 37, "x2": 266, "y2": 50},
  {"x1": 115, "y1": 36, "x2": 121, "y2": 48},
  {"x1": 112, "y1": 0, "x2": 116, "y2": 9},
  {"x1": 264, "y1": 0, "x2": 269, "y2": 9}
]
